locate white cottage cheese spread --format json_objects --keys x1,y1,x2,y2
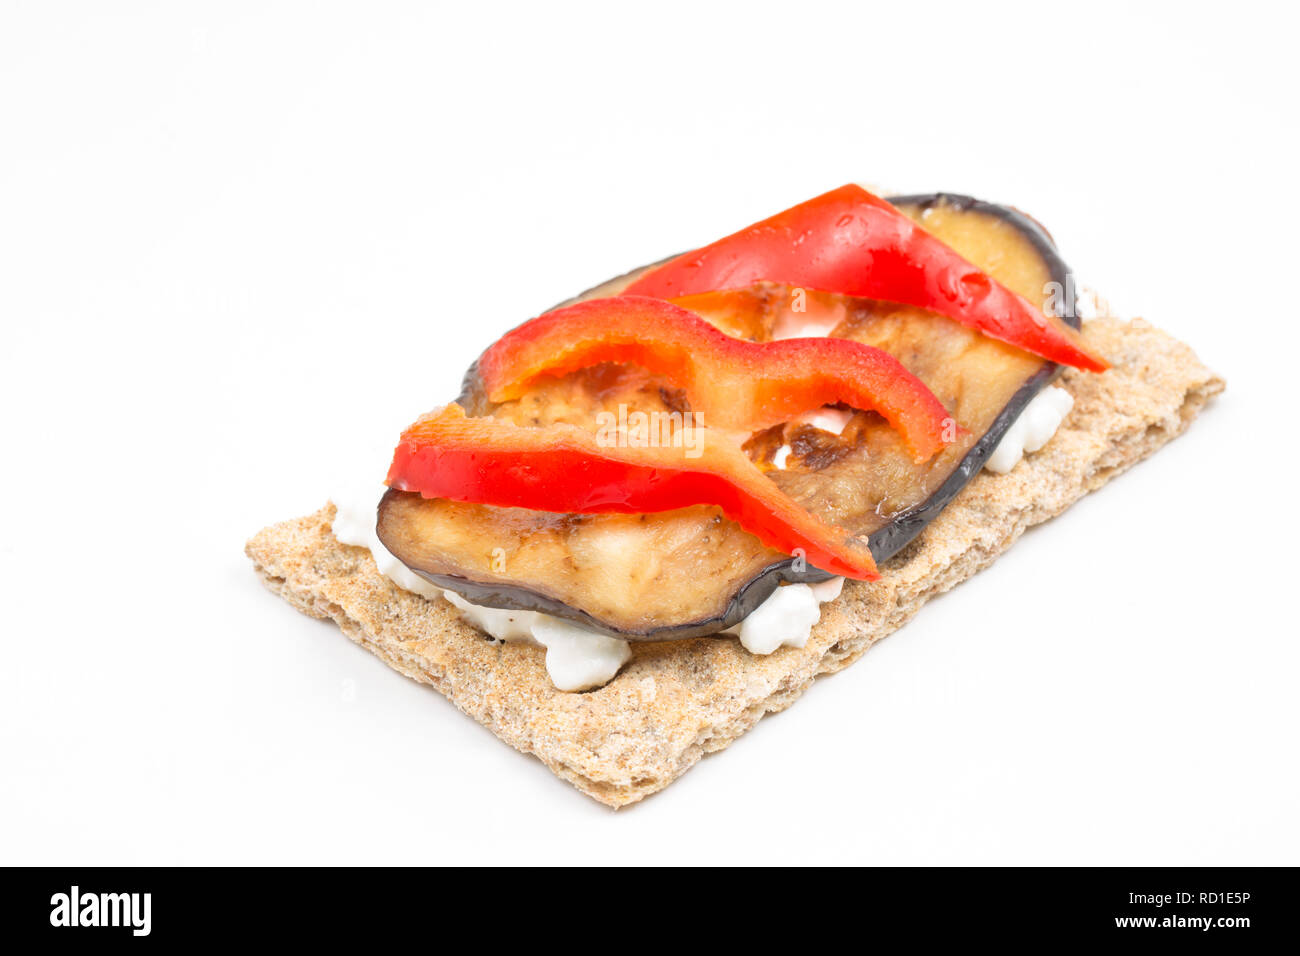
[{"x1": 984, "y1": 386, "x2": 1074, "y2": 474}]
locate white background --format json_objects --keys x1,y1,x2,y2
[{"x1": 2, "y1": 1, "x2": 1296, "y2": 865}]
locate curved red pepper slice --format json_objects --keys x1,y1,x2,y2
[
  {"x1": 386, "y1": 403, "x2": 880, "y2": 580},
  {"x1": 622, "y1": 184, "x2": 1107, "y2": 372},
  {"x1": 478, "y1": 295, "x2": 955, "y2": 463}
]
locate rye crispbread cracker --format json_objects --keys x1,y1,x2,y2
[{"x1": 246, "y1": 316, "x2": 1223, "y2": 807}]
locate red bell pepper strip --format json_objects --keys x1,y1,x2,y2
[
  {"x1": 622, "y1": 184, "x2": 1108, "y2": 372},
  {"x1": 477, "y1": 295, "x2": 956, "y2": 463},
  {"x1": 386, "y1": 403, "x2": 880, "y2": 580}
]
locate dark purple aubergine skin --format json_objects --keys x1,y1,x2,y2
[{"x1": 385, "y1": 194, "x2": 1079, "y2": 641}]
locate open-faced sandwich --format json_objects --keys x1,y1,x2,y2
[{"x1": 248, "y1": 185, "x2": 1223, "y2": 806}]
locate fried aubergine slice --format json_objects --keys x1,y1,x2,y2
[{"x1": 377, "y1": 194, "x2": 1081, "y2": 640}]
